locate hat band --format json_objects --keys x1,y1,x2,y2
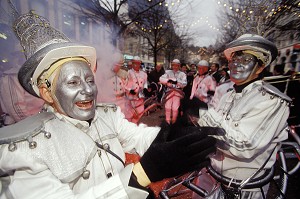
[
  {"x1": 242, "y1": 50, "x2": 268, "y2": 66},
  {"x1": 41, "y1": 57, "x2": 89, "y2": 83}
]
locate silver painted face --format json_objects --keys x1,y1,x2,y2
[
  {"x1": 228, "y1": 52, "x2": 258, "y2": 84},
  {"x1": 54, "y1": 61, "x2": 98, "y2": 121}
]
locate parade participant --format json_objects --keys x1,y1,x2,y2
[
  {"x1": 160, "y1": 59, "x2": 187, "y2": 124},
  {"x1": 148, "y1": 64, "x2": 165, "y2": 85},
  {"x1": 0, "y1": 11, "x2": 217, "y2": 199},
  {"x1": 190, "y1": 60, "x2": 217, "y2": 106},
  {"x1": 125, "y1": 56, "x2": 148, "y2": 123},
  {"x1": 98, "y1": 54, "x2": 129, "y2": 115},
  {"x1": 127, "y1": 61, "x2": 133, "y2": 70},
  {"x1": 196, "y1": 34, "x2": 291, "y2": 198},
  {"x1": 209, "y1": 61, "x2": 222, "y2": 83},
  {"x1": 218, "y1": 67, "x2": 230, "y2": 84},
  {"x1": 147, "y1": 64, "x2": 165, "y2": 102}
]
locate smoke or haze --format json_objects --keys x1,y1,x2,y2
[{"x1": 0, "y1": 0, "x2": 123, "y2": 104}]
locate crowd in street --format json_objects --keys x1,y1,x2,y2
[{"x1": 0, "y1": 10, "x2": 299, "y2": 199}]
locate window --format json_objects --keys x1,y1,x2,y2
[
  {"x1": 79, "y1": 17, "x2": 89, "y2": 42},
  {"x1": 62, "y1": 13, "x2": 75, "y2": 39}
]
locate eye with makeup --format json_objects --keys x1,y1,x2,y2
[
  {"x1": 230, "y1": 52, "x2": 258, "y2": 67},
  {"x1": 67, "y1": 78, "x2": 80, "y2": 86},
  {"x1": 86, "y1": 76, "x2": 95, "y2": 84}
]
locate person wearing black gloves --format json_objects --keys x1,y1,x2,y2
[
  {"x1": 135, "y1": 122, "x2": 217, "y2": 184},
  {"x1": 0, "y1": 11, "x2": 217, "y2": 199},
  {"x1": 197, "y1": 34, "x2": 292, "y2": 198}
]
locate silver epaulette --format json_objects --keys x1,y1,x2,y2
[
  {"x1": 261, "y1": 82, "x2": 292, "y2": 102},
  {"x1": 96, "y1": 103, "x2": 118, "y2": 112},
  {"x1": 0, "y1": 112, "x2": 55, "y2": 150}
]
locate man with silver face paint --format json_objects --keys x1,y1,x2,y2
[
  {"x1": 45, "y1": 61, "x2": 98, "y2": 121},
  {"x1": 0, "y1": 11, "x2": 218, "y2": 199},
  {"x1": 195, "y1": 34, "x2": 292, "y2": 199}
]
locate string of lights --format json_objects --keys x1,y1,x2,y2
[
  {"x1": 137, "y1": 0, "x2": 220, "y2": 32},
  {"x1": 217, "y1": 0, "x2": 300, "y2": 19}
]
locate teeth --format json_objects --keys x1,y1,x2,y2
[{"x1": 78, "y1": 101, "x2": 91, "y2": 104}]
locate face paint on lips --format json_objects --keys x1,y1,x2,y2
[{"x1": 54, "y1": 61, "x2": 98, "y2": 121}]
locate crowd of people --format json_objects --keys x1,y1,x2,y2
[{"x1": 0, "y1": 10, "x2": 299, "y2": 199}]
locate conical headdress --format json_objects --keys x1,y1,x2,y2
[{"x1": 13, "y1": 11, "x2": 96, "y2": 97}]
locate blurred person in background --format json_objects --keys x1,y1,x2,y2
[
  {"x1": 190, "y1": 60, "x2": 217, "y2": 108},
  {"x1": 160, "y1": 59, "x2": 187, "y2": 124},
  {"x1": 125, "y1": 56, "x2": 148, "y2": 123},
  {"x1": 209, "y1": 61, "x2": 222, "y2": 83}
]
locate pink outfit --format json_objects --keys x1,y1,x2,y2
[
  {"x1": 190, "y1": 74, "x2": 217, "y2": 103},
  {"x1": 159, "y1": 70, "x2": 187, "y2": 123},
  {"x1": 97, "y1": 69, "x2": 129, "y2": 116},
  {"x1": 125, "y1": 69, "x2": 148, "y2": 123}
]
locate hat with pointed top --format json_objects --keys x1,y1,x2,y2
[{"x1": 14, "y1": 11, "x2": 96, "y2": 97}]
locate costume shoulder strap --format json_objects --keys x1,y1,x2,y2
[
  {"x1": 96, "y1": 103, "x2": 118, "y2": 112},
  {"x1": 262, "y1": 82, "x2": 292, "y2": 102}
]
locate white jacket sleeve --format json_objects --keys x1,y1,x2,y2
[
  {"x1": 5, "y1": 164, "x2": 148, "y2": 199},
  {"x1": 110, "y1": 107, "x2": 160, "y2": 156},
  {"x1": 198, "y1": 89, "x2": 290, "y2": 159}
]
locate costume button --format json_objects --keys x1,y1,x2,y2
[
  {"x1": 103, "y1": 143, "x2": 110, "y2": 150},
  {"x1": 29, "y1": 141, "x2": 37, "y2": 149},
  {"x1": 8, "y1": 143, "x2": 17, "y2": 152},
  {"x1": 234, "y1": 123, "x2": 238, "y2": 127},
  {"x1": 107, "y1": 172, "x2": 112, "y2": 178},
  {"x1": 44, "y1": 131, "x2": 51, "y2": 139},
  {"x1": 82, "y1": 170, "x2": 90, "y2": 179}
]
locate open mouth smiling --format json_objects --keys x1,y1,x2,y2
[{"x1": 75, "y1": 100, "x2": 93, "y2": 109}]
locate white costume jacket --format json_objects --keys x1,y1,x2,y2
[
  {"x1": 209, "y1": 80, "x2": 234, "y2": 109},
  {"x1": 125, "y1": 69, "x2": 148, "y2": 100},
  {"x1": 198, "y1": 80, "x2": 291, "y2": 180},
  {"x1": 190, "y1": 74, "x2": 216, "y2": 103},
  {"x1": 98, "y1": 69, "x2": 128, "y2": 114},
  {"x1": 159, "y1": 70, "x2": 187, "y2": 90},
  {"x1": 0, "y1": 104, "x2": 160, "y2": 199}
]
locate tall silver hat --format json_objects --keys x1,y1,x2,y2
[{"x1": 14, "y1": 11, "x2": 96, "y2": 97}]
